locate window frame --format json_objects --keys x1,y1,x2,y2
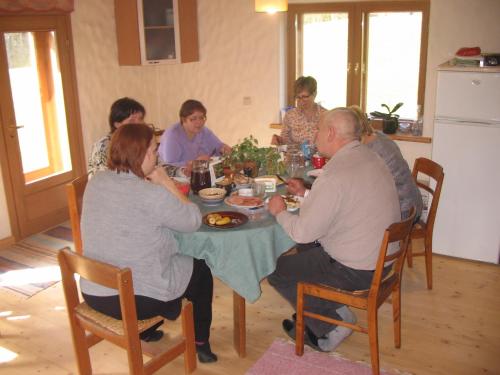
[{"x1": 287, "y1": 1, "x2": 430, "y2": 116}]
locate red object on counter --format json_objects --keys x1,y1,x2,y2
[{"x1": 456, "y1": 47, "x2": 481, "y2": 57}]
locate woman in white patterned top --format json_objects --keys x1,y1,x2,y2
[
  {"x1": 271, "y1": 76, "x2": 327, "y2": 146},
  {"x1": 87, "y1": 97, "x2": 145, "y2": 177}
]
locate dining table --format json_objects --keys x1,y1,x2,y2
[{"x1": 174, "y1": 190, "x2": 295, "y2": 357}]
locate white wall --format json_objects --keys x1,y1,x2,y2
[{"x1": 1, "y1": 0, "x2": 500, "y2": 240}]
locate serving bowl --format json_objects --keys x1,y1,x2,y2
[{"x1": 199, "y1": 187, "x2": 226, "y2": 201}]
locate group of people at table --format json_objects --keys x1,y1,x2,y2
[{"x1": 81, "y1": 76, "x2": 423, "y2": 363}]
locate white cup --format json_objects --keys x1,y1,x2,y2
[{"x1": 238, "y1": 188, "x2": 253, "y2": 197}]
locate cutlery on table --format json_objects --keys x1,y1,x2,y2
[{"x1": 275, "y1": 174, "x2": 288, "y2": 185}]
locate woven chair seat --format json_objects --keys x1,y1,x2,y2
[{"x1": 75, "y1": 302, "x2": 163, "y2": 335}]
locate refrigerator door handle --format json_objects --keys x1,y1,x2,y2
[{"x1": 435, "y1": 117, "x2": 500, "y2": 127}]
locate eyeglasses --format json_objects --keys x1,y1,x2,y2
[
  {"x1": 186, "y1": 115, "x2": 207, "y2": 122},
  {"x1": 295, "y1": 94, "x2": 312, "y2": 100}
]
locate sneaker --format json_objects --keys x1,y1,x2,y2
[
  {"x1": 282, "y1": 319, "x2": 326, "y2": 352},
  {"x1": 196, "y1": 342, "x2": 218, "y2": 363}
]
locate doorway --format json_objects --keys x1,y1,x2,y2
[{"x1": 0, "y1": 14, "x2": 85, "y2": 239}]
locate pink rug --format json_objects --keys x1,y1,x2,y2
[{"x1": 247, "y1": 339, "x2": 410, "y2": 375}]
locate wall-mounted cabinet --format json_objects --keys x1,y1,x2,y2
[{"x1": 114, "y1": 0, "x2": 198, "y2": 65}]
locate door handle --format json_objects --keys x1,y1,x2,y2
[{"x1": 8, "y1": 124, "x2": 24, "y2": 129}]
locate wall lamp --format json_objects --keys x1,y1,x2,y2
[{"x1": 255, "y1": 0, "x2": 287, "y2": 14}]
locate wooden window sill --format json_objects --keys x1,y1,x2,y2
[{"x1": 269, "y1": 123, "x2": 432, "y2": 144}]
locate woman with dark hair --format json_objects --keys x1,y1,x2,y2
[
  {"x1": 87, "y1": 97, "x2": 146, "y2": 176},
  {"x1": 157, "y1": 99, "x2": 231, "y2": 169},
  {"x1": 271, "y1": 76, "x2": 327, "y2": 146},
  {"x1": 80, "y1": 123, "x2": 218, "y2": 363}
]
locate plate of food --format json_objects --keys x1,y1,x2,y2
[
  {"x1": 203, "y1": 211, "x2": 248, "y2": 229},
  {"x1": 281, "y1": 195, "x2": 300, "y2": 212},
  {"x1": 225, "y1": 195, "x2": 264, "y2": 209}
]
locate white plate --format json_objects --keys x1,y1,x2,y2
[{"x1": 307, "y1": 169, "x2": 323, "y2": 178}]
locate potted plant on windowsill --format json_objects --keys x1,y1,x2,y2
[{"x1": 370, "y1": 102, "x2": 404, "y2": 134}]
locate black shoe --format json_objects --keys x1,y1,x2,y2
[
  {"x1": 282, "y1": 319, "x2": 325, "y2": 352},
  {"x1": 196, "y1": 342, "x2": 218, "y2": 363},
  {"x1": 141, "y1": 329, "x2": 164, "y2": 342}
]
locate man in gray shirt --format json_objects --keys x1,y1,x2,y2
[{"x1": 268, "y1": 108, "x2": 400, "y2": 351}]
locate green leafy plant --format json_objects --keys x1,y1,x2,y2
[
  {"x1": 224, "y1": 135, "x2": 284, "y2": 176},
  {"x1": 370, "y1": 102, "x2": 404, "y2": 134}
]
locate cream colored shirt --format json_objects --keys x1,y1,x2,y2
[{"x1": 276, "y1": 141, "x2": 400, "y2": 270}]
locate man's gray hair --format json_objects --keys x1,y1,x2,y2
[{"x1": 323, "y1": 107, "x2": 362, "y2": 141}]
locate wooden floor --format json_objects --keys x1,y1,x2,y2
[{"x1": 1, "y1": 239, "x2": 499, "y2": 374}]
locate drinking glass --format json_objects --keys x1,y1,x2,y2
[
  {"x1": 251, "y1": 182, "x2": 266, "y2": 199},
  {"x1": 286, "y1": 151, "x2": 305, "y2": 178}
]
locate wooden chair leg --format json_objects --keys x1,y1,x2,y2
[
  {"x1": 392, "y1": 286, "x2": 401, "y2": 348},
  {"x1": 126, "y1": 334, "x2": 145, "y2": 375},
  {"x1": 295, "y1": 284, "x2": 305, "y2": 356},
  {"x1": 71, "y1": 321, "x2": 93, "y2": 375},
  {"x1": 367, "y1": 307, "x2": 380, "y2": 375},
  {"x1": 181, "y1": 302, "x2": 197, "y2": 374},
  {"x1": 424, "y1": 236, "x2": 433, "y2": 290},
  {"x1": 406, "y1": 238, "x2": 413, "y2": 268}
]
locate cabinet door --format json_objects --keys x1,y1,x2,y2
[
  {"x1": 138, "y1": 0, "x2": 179, "y2": 63},
  {"x1": 114, "y1": 0, "x2": 198, "y2": 66}
]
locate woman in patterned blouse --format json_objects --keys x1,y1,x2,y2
[
  {"x1": 87, "y1": 97, "x2": 146, "y2": 177},
  {"x1": 271, "y1": 76, "x2": 326, "y2": 147}
]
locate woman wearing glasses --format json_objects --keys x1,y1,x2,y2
[
  {"x1": 158, "y1": 99, "x2": 231, "y2": 169},
  {"x1": 271, "y1": 76, "x2": 327, "y2": 146}
]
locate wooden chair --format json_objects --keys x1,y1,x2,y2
[
  {"x1": 66, "y1": 174, "x2": 88, "y2": 255},
  {"x1": 295, "y1": 208, "x2": 416, "y2": 375},
  {"x1": 58, "y1": 248, "x2": 197, "y2": 375},
  {"x1": 406, "y1": 157, "x2": 445, "y2": 290}
]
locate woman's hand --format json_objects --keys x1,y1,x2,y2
[
  {"x1": 147, "y1": 166, "x2": 190, "y2": 203},
  {"x1": 220, "y1": 144, "x2": 232, "y2": 155},
  {"x1": 287, "y1": 178, "x2": 307, "y2": 197},
  {"x1": 271, "y1": 134, "x2": 283, "y2": 146},
  {"x1": 268, "y1": 194, "x2": 287, "y2": 216}
]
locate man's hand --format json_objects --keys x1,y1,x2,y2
[
  {"x1": 287, "y1": 178, "x2": 307, "y2": 197},
  {"x1": 268, "y1": 194, "x2": 286, "y2": 216}
]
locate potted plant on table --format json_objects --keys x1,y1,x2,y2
[
  {"x1": 223, "y1": 135, "x2": 284, "y2": 177},
  {"x1": 370, "y1": 102, "x2": 404, "y2": 134}
]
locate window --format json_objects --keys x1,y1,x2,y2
[
  {"x1": 287, "y1": 1, "x2": 429, "y2": 119},
  {"x1": 5, "y1": 30, "x2": 72, "y2": 183}
]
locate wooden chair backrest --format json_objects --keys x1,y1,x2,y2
[
  {"x1": 58, "y1": 248, "x2": 141, "y2": 339},
  {"x1": 66, "y1": 174, "x2": 88, "y2": 255},
  {"x1": 369, "y1": 207, "x2": 416, "y2": 300},
  {"x1": 412, "y1": 157, "x2": 445, "y2": 232}
]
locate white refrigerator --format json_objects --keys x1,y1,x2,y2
[{"x1": 432, "y1": 65, "x2": 500, "y2": 264}]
